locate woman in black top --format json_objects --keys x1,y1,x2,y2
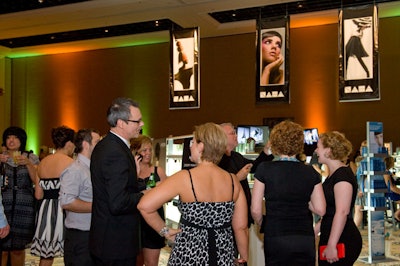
[
  {"x1": 131, "y1": 135, "x2": 168, "y2": 266},
  {"x1": 315, "y1": 131, "x2": 362, "y2": 265},
  {"x1": 251, "y1": 120, "x2": 326, "y2": 265}
]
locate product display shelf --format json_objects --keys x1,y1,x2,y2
[
  {"x1": 164, "y1": 135, "x2": 193, "y2": 226},
  {"x1": 165, "y1": 134, "x2": 193, "y2": 176},
  {"x1": 359, "y1": 151, "x2": 388, "y2": 264},
  {"x1": 361, "y1": 121, "x2": 389, "y2": 264}
]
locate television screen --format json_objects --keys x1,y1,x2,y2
[
  {"x1": 237, "y1": 126, "x2": 250, "y2": 144},
  {"x1": 181, "y1": 137, "x2": 196, "y2": 170},
  {"x1": 250, "y1": 126, "x2": 265, "y2": 144},
  {"x1": 237, "y1": 125, "x2": 269, "y2": 145},
  {"x1": 303, "y1": 128, "x2": 319, "y2": 156}
]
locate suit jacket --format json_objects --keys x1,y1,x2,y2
[{"x1": 89, "y1": 132, "x2": 143, "y2": 260}]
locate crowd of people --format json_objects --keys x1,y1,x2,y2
[{"x1": 0, "y1": 96, "x2": 378, "y2": 266}]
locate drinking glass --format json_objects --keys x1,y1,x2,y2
[{"x1": 13, "y1": 151, "x2": 21, "y2": 165}]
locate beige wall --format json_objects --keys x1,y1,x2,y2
[{"x1": 4, "y1": 16, "x2": 400, "y2": 155}]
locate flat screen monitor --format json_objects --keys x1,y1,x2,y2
[
  {"x1": 303, "y1": 128, "x2": 319, "y2": 156},
  {"x1": 237, "y1": 125, "x2": 269, "y2": 146},
  {"x1": 237, "y1": 126, "x2": 250, "y2": 144}
]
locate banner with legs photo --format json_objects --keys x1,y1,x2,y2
[
  {"x1": 169, "y1": 28, "x2": 200, "y2": 109},
  {"x1": 339, "y1": 5, "x2": 379, "y2": 102}
]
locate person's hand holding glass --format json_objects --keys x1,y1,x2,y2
[
  {"x1": 12, "y1": 151, "x2": 21, "y2": 165},
  {"x1": 15, "y1": 152, "x2": 33, "y2": 167}
]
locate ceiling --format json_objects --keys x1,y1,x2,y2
[{"x1": 0, "y1": 0, "x2": 399, "y2": 58}]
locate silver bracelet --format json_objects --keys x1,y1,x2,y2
[{"x1": 159, "y1": 226, "x2": 169, "y2": 237}]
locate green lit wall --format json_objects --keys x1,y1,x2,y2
[{"x1": 9, "y1": 43, "x2": 170, "y2": 154}]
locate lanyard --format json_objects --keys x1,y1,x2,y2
[{"x1": 278, "y1": 156, "x2": 299, "y2": 162}]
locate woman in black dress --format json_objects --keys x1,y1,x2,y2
[
  {"x1": 251, "y1": 120, "x2": 326, "y2": 265},
  {"x1": 0, "y1": 127, "x2": 39, "y2": 266},
  {"x1": 131, "y1": 135, "x2": 167, "y2": 266},
  {"x1": 315, "y1": 131, "x2": 362, "y2": 265}
]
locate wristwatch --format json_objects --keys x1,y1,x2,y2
[{"x1": 159, "y1": 226, "x2": 169, "y2": 237}]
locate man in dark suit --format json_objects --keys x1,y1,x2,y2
[
  {"x1": 89, "y1": 97, "x2": 145, "y2": 265},
  {"x1": 218, "y1": 123, "x2": 274, "y2": 227}
]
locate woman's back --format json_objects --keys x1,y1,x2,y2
[
  {"x1": 178, "y1": 163, "x2": 238, "y2": 203},
  {"x1": 38, "y1": 153, "x2": 73, "y2": 179},
  {"x1": 178, "y1": 165, "x2": 236, "y2": 221},
  {"x1": 256, "y1": 160, "x2": 321, "y2": 236},
  {"x1": 31, "y1": 152, "x2": 71, "y2": 259},
  {"x1": 169, "y1": 164, "x2": 236, "y2": 266}
]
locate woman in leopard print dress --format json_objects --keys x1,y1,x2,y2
[{"x1": 138, "y1": 122, "x2": 249, "y2": 265}]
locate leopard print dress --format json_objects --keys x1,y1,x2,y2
[{"x1": 168, "y1": 170, "x2": 235, "y2": 266}]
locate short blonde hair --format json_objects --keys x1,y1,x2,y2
[
  {"x1": 131, "y1": 135, "x2": 152, "y2": 152},
  {"x1": 270, "y1": 120, "x2": 304, "y2": 156},
  {"x1": 319, "y1": 131, "x2": 352, "y2": 161},
  {"x1": 194, "y1": 122, "x2": 227, "y2": 164}
]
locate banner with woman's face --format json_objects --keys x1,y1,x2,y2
[{"x1": 257, "y1": 17, "x2": 289, "y2": 103}]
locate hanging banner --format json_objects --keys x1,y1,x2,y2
[
  {"x1": 256, "y1": 17, "x2": 289, "y2": 103},
  {"x1": 339, "y1": 5, "x2": 379, "y2": 102},
  {"x1": 169, "y1": 28, "x2": 200, "y2": 109}
]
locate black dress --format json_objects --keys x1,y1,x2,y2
[
  {"x1": 1, "y1": 153, "x2": 39, "y2": 251},
  {"x1": 346, "y1": 35, "x2": 368, "y2": 58},
  {"x1": 137, "y1": 167, "x2": 165, "y2": 249},
  {"x1": 319, "y1": 166, "x2": 362, "y2": 265},
  {"x1": 255, "y1": 160, "x2": 321, "y2": 266}
]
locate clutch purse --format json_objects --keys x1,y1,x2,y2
[{"x1": 319, "y1": 243, "x2": 345, "y2": 260}]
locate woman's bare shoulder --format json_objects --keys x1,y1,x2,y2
[{"x1": 38, "y1": 154, "x2": 74, "y2": 178}]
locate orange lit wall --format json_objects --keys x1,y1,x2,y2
[{"x1": 8, "y1": 16, "x2": 400, "y2": 156}]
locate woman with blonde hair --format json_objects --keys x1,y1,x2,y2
[
  {"x1": 138, "y1": 122, "x2": 248, "y2": 265},
  {"x1": 131, "y1": 135, "x2": 167, "y2": 266},
  {"x1": 314, "y1": 131, "x2": 362, "y2": 265}
]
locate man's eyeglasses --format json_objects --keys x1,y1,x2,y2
[{"x1": 126, "y1": 119, "x2": 142, "y2": 124}]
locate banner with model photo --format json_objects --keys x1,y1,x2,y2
[
  {"x1": 256, "y1": 17, "x2": 289, "y2": 103},
  {"x1": 169, "y1": 28, "x2": 200, "y2": 109},
  {"x1": 339, "y1": 5, "x2": 379, "y2": 102}
]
